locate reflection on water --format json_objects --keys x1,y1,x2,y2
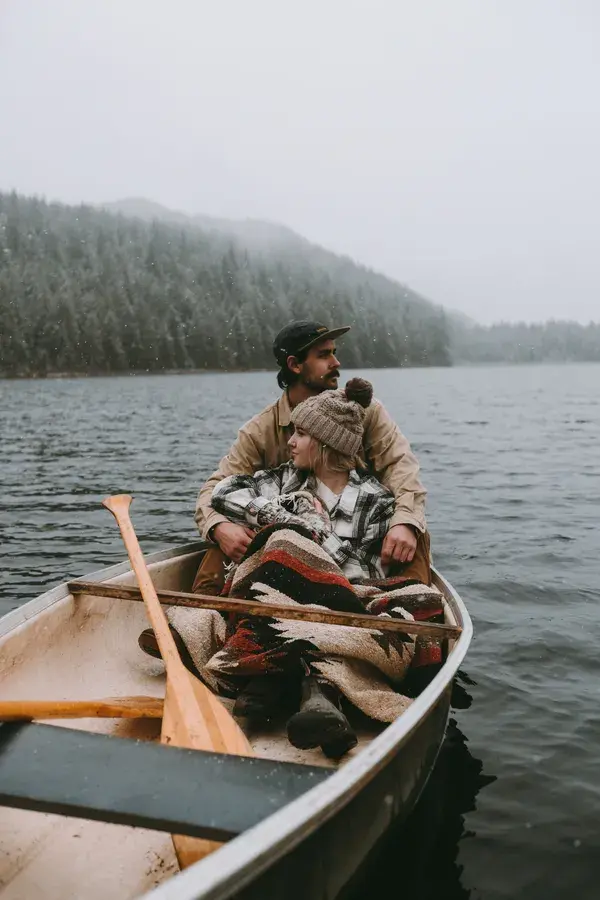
[{"x1": 351, "y1": 674, "x2": 496, "y2": 900}]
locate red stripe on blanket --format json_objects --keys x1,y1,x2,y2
[
  {"x1": 412, "y1": 643, "x2": 443, "y2": 667},
  {"x1": 255, "y1": 548, "x2": 354, "y2": 590},
  {"x1": 411, "y1": 606, "x2": 444, "y2": 620}
]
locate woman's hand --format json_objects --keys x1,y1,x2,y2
[
  {"x1": 312, "y1": 497, "x2": 332, "y2": 530},
  {"x1": 312, "y1": 498, "x2": 325, "y2": 515}
]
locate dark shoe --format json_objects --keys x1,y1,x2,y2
[
  {"x1": 138, "y1": 625, "x2": 200, "y2": 678},
  {"x1": 233, "y1": 676, "x2": 288, "y2": 721},
  {"x1": 286, "y1": 676, "x2": 357, "y2": 757},
  {"x1": 321, "y1": 734, "x2": 359, "y2": 759}
]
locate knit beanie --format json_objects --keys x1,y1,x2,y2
[{"x1": 290, "y1": 378, "x2": 374, "y2": 457}]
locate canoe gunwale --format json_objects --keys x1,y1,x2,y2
[
  {"x1": 0, "y1": 542, "x2": 206, "y2": 641},
  {"x1": 0, "y1": 542, "x2": 473, "y2": 900}
]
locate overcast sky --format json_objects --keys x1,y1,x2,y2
[{"x1": 1, "y1": 1, "x2": 599, "y2": 324}]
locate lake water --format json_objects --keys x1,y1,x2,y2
[{"x1": 1, "y1": 364, "x2": 599, "y2": 899}]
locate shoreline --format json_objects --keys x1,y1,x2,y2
[
  {"x1": 0, "y1": 366, "x2": 273, "y2": 382},
  {"x1": 1, "y1": 358, "x2": 596, "y2": 382},
  {"x1": 0, "y1": 362, "x2": 449, "y2": 382}
]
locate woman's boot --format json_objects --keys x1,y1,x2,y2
[
  {"x1": 233, "y1": 675, "x2": 289, "y2": 721},
  {"x1": 286, "y1": 676, "x2": 357, "y2": 758}
]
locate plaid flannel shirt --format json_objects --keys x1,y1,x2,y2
[
  {"x1": 196, "y1": 392, "x2": 427, "y2": 541},
  {"x1": 211, "y1": 463, "x2": 395, "y2": 582}
]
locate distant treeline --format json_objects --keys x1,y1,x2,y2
[
  {"x1": 0, "y1": 192, "x2": 451, "y2": 377},
  {"x1": 1, "y1": 192, "x2": 598, "y2": 379},
  {"x1": 453, "y1": 320, "x2": 600, "y2": 363}
]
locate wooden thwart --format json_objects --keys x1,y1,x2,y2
[
  {"x1": 0, "y1": 696, "x2": 163, "y2": 721},
  {"x1": 69, "y1": 579, "x2": 462, "y2": 641}
]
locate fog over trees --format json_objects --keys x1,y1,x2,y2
[
  {"x1": 452, "y1": 319, "x2": 600, "y2": 364},
  {"x1": 0, "y1": 192, "x2": 597, "y2": 378}
]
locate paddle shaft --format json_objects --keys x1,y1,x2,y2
[
  {"x1": 102, "y1": 496, "x2": 184, "y2": 672},
  {"x1": 69, "y1": 579, "x2": 461, "y2": 641},
  {"x1": 0, "y1": 696, "x2": 164, "y2": 721}
]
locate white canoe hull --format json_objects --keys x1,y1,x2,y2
[{"x1": 0, "y1": 543, "x2": 472, "y2": 900}]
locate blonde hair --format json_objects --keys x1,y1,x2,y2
[{"x1": 308, "y1": 438, "x2": 361, "y2": 474}]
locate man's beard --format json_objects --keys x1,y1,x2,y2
[{"x1": 302, "y1": 370, "x2": 340, "y2": 392}]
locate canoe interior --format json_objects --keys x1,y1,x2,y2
[{"x1": 0, "y1": 546, "x2": 464, "y2": 900}]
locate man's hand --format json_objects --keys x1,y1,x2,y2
[
  {"x1": 212, "y1": 522, "x2": 255, "y2": 563},
  {"x1": 381, "y1": 524, "x2": 418, "y2": 566},
  {"x1": 312, "y1": 497, "x2": 330, "y2": 524}
]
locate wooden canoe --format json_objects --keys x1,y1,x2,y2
[{"x1": 0, "y1": 541, "x2": 472, "y2": 900}]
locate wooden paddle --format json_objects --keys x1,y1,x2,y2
[
  {"x1": 102, "y1": 494, "x2": 253, "y2": 868},
  {"x1": 0, "y1": 696, "x2": 164, "y2": 721}
]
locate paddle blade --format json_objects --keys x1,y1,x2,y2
[
  {"x1": 102, "y1": 494, "x2": 133, "y2": 517},
  {"x1": 160, "y1": 672, "x2": 252, "y2": 756},
  {"x1": 172, "y1": 833, "x2": 222, "y2": 869},
  {"x1": 160, "y1": 682, "x2": 231, "y2": 868},
  {"x1": 160, "y1": 672, "x2": 253, "y2": 869},
  {"x1": 189, "y1": 675, "x2": 253, "y2": 756},
  {"x1": 160, "y1": 677, "x2": 213, "y2": 750}
]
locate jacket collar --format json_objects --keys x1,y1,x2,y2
[
  {"x1": 348, "y1": 468, "x2": 365, "y2": 486},
  {"x1": 277, "y1": 391, "x2": 293, "y2": 427},
  {"x1": 284, "y1": 468, "x2": 365, "y2": 497},
  {"x1": 304, "y1": 468, "x2": 364, "y2": 488}
]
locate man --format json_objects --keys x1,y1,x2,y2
[{"x1": 193, "y1": 320, "x2": 431, "y2": 594}]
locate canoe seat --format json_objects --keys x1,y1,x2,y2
[{"x1": 0, "y1": 722, "x2": 330, "y2": 841}]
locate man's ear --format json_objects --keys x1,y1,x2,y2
[{"x1": 287, "y1": 355, "x2": 302, "y2": 375}]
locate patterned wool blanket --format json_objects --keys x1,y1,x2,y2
[{"x1": 168, "y1": 524, "x2": 445, "y2": 723}]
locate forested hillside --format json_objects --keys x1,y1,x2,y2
[
  {"x1": 0, "y1": 192, "x2": 451, "y2": 377},
  {"x1": 2, "y1": 192, "x2": 598, "y2": 378}
]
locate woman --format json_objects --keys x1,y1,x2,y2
[
  {"x1": 204, "y1": 378, "x2": 409, "y2": 758},
  {"x1": 211, "y1": 378, "x2": 395, "y2": 585}
]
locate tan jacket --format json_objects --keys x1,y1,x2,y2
[{"x1": 195, "y1": 391, "x2": 427, "y2": 540}]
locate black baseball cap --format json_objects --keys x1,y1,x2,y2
[{"x1": 272, "y1": 320, "x2": 351, "y2": 367}]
